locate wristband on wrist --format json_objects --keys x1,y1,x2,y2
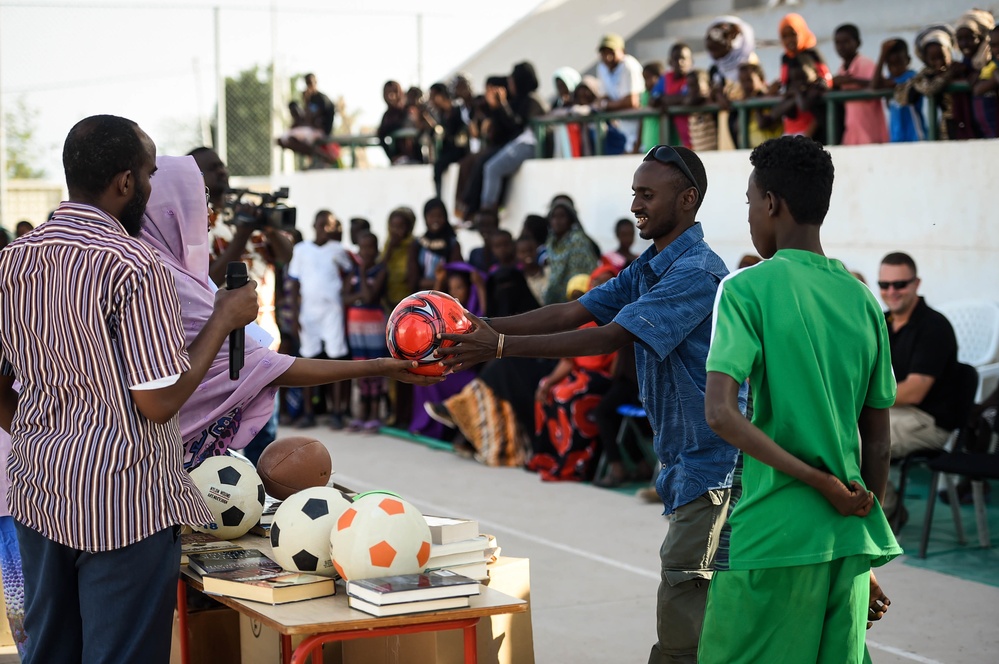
[{"x1": 496, "y1": 333, "x2": 506, "y2": 359}]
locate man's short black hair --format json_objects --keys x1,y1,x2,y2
[
  {"x1": 350, "y1": 217, "x2": 370, "y2": 229},
  {"x1": 749, "y1": 136, "x2": 833, "y2": 225},
  {"x1": 881, "y1": 252, "x2": 917, "y2": 274},
  {"x1": 667, "y1": 146, "x2": 708, "y2": 212},
  {"x1": 63, "y1": 115, "x2": 143, "y2": 199},
  {"x1": 490, "y1": 229, "x2": 514, "y2": 242},
  {"x1": 615, "y1": 217, "x2": 633, "y2": 232},
  {"x1": 834, "y1": 23, "x2": 861, "y2": 43},
  {"x1": 429, "y1": 82, "x2": 449, "y2": 98}
]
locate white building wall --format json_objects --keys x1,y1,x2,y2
[{"x1": 277, "y1": 140, "x2": 998, "y2": 309}]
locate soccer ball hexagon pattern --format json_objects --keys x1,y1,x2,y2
[
  {"x1": 328, "y1": 492, "x2": 432, "y2": 581},
  {"x1": 188, "y1": 455, "x2": 265, "y2": 540},
  {"x1": 270, "y1": 487, "x2": 353, "y2": 577}
]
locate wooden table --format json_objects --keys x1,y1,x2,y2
[{"x1": 178, "y1": 547, "x2": 527, "y2": 664}]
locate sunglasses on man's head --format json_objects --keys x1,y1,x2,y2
[
  {"x1": 643, "y1": 145, "x2": 700, "y2": 197},
  {"x1": 877, "y1": 277, "x2": 917, "y2": 291}
]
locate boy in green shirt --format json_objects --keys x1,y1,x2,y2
[{"x1": 698, "y1": 136, "x2": 901, "y2": 663}]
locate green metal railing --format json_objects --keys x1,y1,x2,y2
[{"x1": 530, "y1": 81, "x2": 972, "y2": 154}]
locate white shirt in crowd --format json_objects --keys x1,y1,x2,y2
[{"x1": 597, "y1": 53, "x2": 645, "y2": 152}]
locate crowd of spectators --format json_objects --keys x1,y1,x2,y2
[{"x1": 295, "y1": 6, "x2": 996, "y2": 214}]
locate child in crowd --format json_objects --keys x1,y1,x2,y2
[
  {"x1": 468, "y1": 209, "x2": 499, "y2": 272},
  {"x1": 639, "y1": 60, "x2": 666, "y2": 152},
  {"x1": 601, "y1": 218, "x2": 637, "y2": 273},
  {"x1": 907, "y1": 26, "x2": 962, "y2": 140},
  {"x1": 772, "y1": 54, "x2": 826, "y2": 139},
  {"x1": 653, "y1": 43, "x2": 694, "y2": 147},
  {"x1": 516, "y1": 234, "x2": 548, "y2": 307},
  {"x1": 288, "y1": 210, "x2": 354, "y2": 429},
  {"x1": 344, "y1": 232, "x2": 389, "y2": 432},
  {"x1": 486, "y1": 230, "x2": 540, "y2": 317},
  {"x1": 737, "y1": 62, "x2": 783, "y2": 148},
  {"x1": 972, "y1": 25, "x2": 999, "y2": 137},
  {"x1": 684, "y1": 69, "x2": 719, "y2": 151},
  {"x1": 833, "y1": 23, "x2": 889, "y2": 145},
  {"x1": 380, "y1": 206, "x2": 416, "y2": 427},
  {"x1": 409, "y1": 197, "x2": 462, "y2": 293},
  {"x1": 777, "y1": 13, "x2": 833, "y2": 90},
  {"x1": 873, "y1": 38, "x2": 927, "y2": 142},
  {"x1": 955, "y1": 9, "x2": 996, "y2": 139},
  {"x1": 699, "y1": 136, "x2": 900, "y2": 663}
]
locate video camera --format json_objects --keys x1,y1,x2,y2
[{"x1": 226, "y1": 187, "x2": 297, "y2": 231}]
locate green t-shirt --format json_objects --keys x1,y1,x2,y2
[
  {"x1": 707, "y1": 250, "x2": 901, "y2": 570},
  {"x1": 639, "y1": 91, "x2": 660, "y2": 153}
]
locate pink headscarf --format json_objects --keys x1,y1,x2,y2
[{"x1": 140, "y1": 156, "x2": 293, "y2": 468}]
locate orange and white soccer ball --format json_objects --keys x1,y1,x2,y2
[
  {"x1": 328, "y1": 491, "x2": 432, "y2": 581},
  {"x1": 385, "y1": 290, "x2": 472, "y2": 376}
]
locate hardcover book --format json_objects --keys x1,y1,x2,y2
[
  {"x1": 347, "y1": 594, "x2": 469, "y2": 617},
  {"x1": 202, "y1": 568, "x2": 336, "y2": 605},
  {"x1": 346, "y1": 569, "x2": 480, "y2": 605}
]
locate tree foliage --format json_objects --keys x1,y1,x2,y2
[{"x1": 4, "y1": 96, "x2": 46, "y2": 179}]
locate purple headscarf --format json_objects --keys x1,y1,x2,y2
[{"x1": 140, "y1": 156, "x2": 293, "y2": 468}]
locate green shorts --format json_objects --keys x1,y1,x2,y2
[{"x1": 698, "y1": 554, "x2": 870, "y2": 664}]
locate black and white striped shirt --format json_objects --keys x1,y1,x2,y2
[{"x1": 0, "y1": 203, "x2": 213, "y2": 552}]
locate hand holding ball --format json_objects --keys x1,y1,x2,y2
[{"x1": 386, "y1": 290, "x2": 472, "y2": 376}]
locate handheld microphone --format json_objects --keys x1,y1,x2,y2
[{"x1": 226, "y1": 262, "x2": 249, "y2": 380}]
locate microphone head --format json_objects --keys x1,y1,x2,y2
[{"x1": 226, "y1": 261, "x2": 248, "y2": 289}]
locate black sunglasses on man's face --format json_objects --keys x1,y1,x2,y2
[{"x1": 643, "y1": 145, "x2": 700, "y2": 197}]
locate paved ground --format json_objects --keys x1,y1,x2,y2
[
  {"x1": 309, "y1": 427, "x2": 997, "y2": 664},
  {"x1": 2, "y1": 425, "x2": 993, "y2": 663}
]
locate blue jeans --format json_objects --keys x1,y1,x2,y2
[
  {"x1": 16, "y1": 522, "x2": 181, "y2": 664},
  {"x1": 481, "y1": 134, "x2": 536, "y2": 209}
]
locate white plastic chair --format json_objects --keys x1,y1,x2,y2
[{"x1": 937, "y1": 300, "x2": 999, "y2": 402}]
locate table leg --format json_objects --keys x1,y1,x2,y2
[
  {"x1": 177, "y1": 579, "x2": 190, "y2": 664},
  {"x1": 281, "y1": 633, "x2": 293, "y2": 664},
  {"x1": 463, "y1": 621, "x2": 478, "y2": 664}
]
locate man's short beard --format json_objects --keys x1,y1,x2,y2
[{"x1": 119, "y1": 187, "x2": 147, "y2": 237}]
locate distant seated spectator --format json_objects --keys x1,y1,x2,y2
[
  {"x1": 685, "y1": 70, "x2": 719, "y2": 151},
  {"x1": 639, "y1": 60, "x2": 665, "y2": 152},
  {"x1": 873, "y1": 38, "x2": 927, "y2": 142},
  {"x1": 426, "y1": 82, "x2": 471, "y2": 199},
  {"x1": 378, "y1": 80, "x2": 422, "y2": 164},
  {"x1": 486, "y1": 230, "x2": 540, "y2": 318},
  {"x1": 972, "y1": 25, "x2": 999, "y2": 137},
  {"x1": 408, "y1": 198, "x2": 462, "y2": 293},
  {"x1": 772, "y1": 54, "x2": 827, "y2": 140},
  {"x1": 15, "y1": 220, "x2": 33, "y2": 238},
  {"x1": 516, "y1": 234, "x2": 548, "y2": 306},
  {"x1": 955, "y1": 10, "x2": 996, "y2": 138},
  {"x1": 653, "y1": 43, "x2": 693, "y2": 148},
  {"x1": 542, "y1": 198, "x2": 598, "y2": 304},
  {"x1": 520, "y1": 212, "x2": 549, "y2": 265},
  {"x1": 277, "y1": 73, "x2": 338, "y2": 166},
  {"x1": 601, "y1": 218, "x2": 637, "y2": 273},
  {"x1": 833, "y1": 23, "x2": 889, "y2": 145},
  {"x1": 737, "y1": 63, "x2": 782, "y2": 148},
  {"x1": 552, "y1": 67, "x2": 581, "y2": 109},
  {"x1": 594, "y1": 33, "x2": 645, "y2": 154},
  {"x1": 468, "y1": 209, "x2": 499, "y2": 272}
]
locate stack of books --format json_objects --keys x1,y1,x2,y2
[
  {"x1": 346, "y1": 569, "x2": 481, "y2": 617},
  {"x1": 187, "y1": 548, "x2": 335, "y2": 605},
  {"x1": 423, "y1": 516, "x2": 493, "y2": 580},
  {"x1": 180, "y1": 532, "x2": 243, "y2": 565},
  {"x1": 249, "y1": 496, "x2": 281, "y2": 537}
]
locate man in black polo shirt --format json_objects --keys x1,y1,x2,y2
[{"x1": 878, "y1": 251, "x2": 960, "y2": 517}]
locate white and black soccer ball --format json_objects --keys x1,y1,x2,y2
[
  {"x1": 189, "y1": 455, "x2": 265, "y2": 539},
  {"x1": 270, "y1": 487, "x2": 353, "y2": 577}
]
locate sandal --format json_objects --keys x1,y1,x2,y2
[{"x1": 362, "y1": 419, "x2": 382, "y2": 433}]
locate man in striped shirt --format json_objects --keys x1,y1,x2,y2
[{"x1": 0, "y1": 115, "x2": 258, "y2": 663}]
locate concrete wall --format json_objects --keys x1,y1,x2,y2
[{"x1": 276, "y1": 139, "x2": 998, "y2": 310}]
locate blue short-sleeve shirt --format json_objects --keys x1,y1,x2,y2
[{"x1": 579, "y1": 223, "x2": 741, "y2": 513}]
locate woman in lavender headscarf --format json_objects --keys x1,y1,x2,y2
[{"x1": 140, "y1": 155, "x2": 440, "y2": 469}]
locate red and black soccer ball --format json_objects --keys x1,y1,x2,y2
[{"x1": 386, "y1": 290, "x2": 472, "y2": 376}]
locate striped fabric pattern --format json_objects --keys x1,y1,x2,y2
[{"x1": 0, "y1": 203, "x2": 212, "y2": 552}]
